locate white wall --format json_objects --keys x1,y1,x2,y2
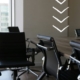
[{"x1": 24, "y1": 0, "x2": 68, "y2": 38}]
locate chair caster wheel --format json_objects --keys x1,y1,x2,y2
[
  {"x1": 0, "y1": 72, "x2": 2, "y2": 76},
  {"x1": 17, "y1": 78, "x2": 20, "y2": 80}
]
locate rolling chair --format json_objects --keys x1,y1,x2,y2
[
  {"x1": 36, "y1": 35, "x2": 80, "y2": 80},
  {"x1": 37, "y1": 34, "x2": 63, "y2": 65},
  {"x1": 75, "y1": 29, "x2": 80, "y2": 37},
  {"x1": 0, "y1": 32, "x2": 35, "y2": 80},
  {"x1": 8, "y1": 27, "x2": 40, "y2": 77},
  {"x1": 70, "y1": 41, "x2": 80, "y2": 80}
]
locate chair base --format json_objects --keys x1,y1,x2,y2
[
  {"x1": 37, "y1": 71, "x2": 45, "y2": 80},
  {"x1": 29, "y1": 69, "x2": 38, "y2": 77},
  {"x1": 18, "y1": 67, "x2": 39, "y2": 79},
  {"x1": 13, "y1": 70, "x2": 17, "y2": 80}
]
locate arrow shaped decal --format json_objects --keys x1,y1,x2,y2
[
  {"x1": 52, "y1": 25, "x2": 69, "y2": 32},
  {"x1": 52, "y1": 7, "x2": 69, "y2": 14},
  {"x1": 52, "y1": 0, "x2": 69, "y2": 33},
  {"x1": 52, "y1": 16, "x2": 69, "y2": 23},
  {"x1": 55, "y1": 0, "x2": 66, "y2": 5}
]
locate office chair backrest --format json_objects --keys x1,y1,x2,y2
[
  {"x1": 38, "y1": 39, "x2": 60, "y2": 78},
  {"x1": 8, "y1": 27, "x2": 20, "y2": 32},
  {"x1": 75, "y1": 29, "x2": 80, "y2": 37},
  {"x1": 37, "y1": 34, "x2": 54, "y2": 42},
  {"x1": 0, "y1": 32, "x2": 26, "y2": 61},
  {"x1": 70, "y1": 41, "x2": 80, "y2": 60}
]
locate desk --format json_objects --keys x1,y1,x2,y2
[{"x1": 54, "y1": 37, "x2": 80, "y2": 58}]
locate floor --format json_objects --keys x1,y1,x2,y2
[{"x1": 0, "y1": 67, "x2": 55, "y2": 80}]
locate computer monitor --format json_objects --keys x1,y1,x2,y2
[
  {"x1": 8, "y1": 27, "x2": 20, "y2": 32},
  {"x1": 75, "y1": 29, "x2": 80, "y2": 37}
]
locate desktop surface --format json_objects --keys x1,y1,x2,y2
[{"x1": 54, "y1": 37, "x2": 80, "y2": 58}]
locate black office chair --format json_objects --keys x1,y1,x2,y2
[
  {"x1": 8, "y1": 26, "x2": 29, "y2": 41},
  {"x1": 8, "y1": 27, "x2": 40, "y2": 77},
  {"x1": 0, "y1": 32, "x2": 35, "y2": 80},
  {"x1": 70, "y1": 41, "x2": 80, "y2": 80},
  {"x1": 75, "y1": 29, "x2": 80, "y2": 37},
  {"x1": 37, "y1": 34, "x2": 63, "y2": 65},
  {"x1": 36, "y1": 37, "x2": 80, "y2": 80}
]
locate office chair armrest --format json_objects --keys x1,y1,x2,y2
[
  {"x1": 30, "y1": 40, "x2": 37, "y2": 46},
  {"x1": 37, "y1": 34, "x2": 54, "y2": 42},
  {"x1": 70, "y1": 56, "x2": 80, "y2": 65},
  {"x1": 69, "y1": 56, "x2": 80, "y2": 70},
  {"x1": 37, "y1": 44, "x2": 53, "y2": 51}
]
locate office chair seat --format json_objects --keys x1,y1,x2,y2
[
  {"x1": 0, "y1": 61, "x2": 35, "y2": 68},
  {"x1": 59, "y1": 69, "x2": 79, "y2": 80}
]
